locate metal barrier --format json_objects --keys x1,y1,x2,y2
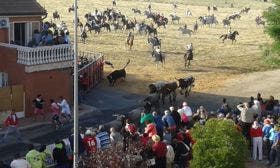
[{"x1": 78, "y1": 52, "x2": 104, "y2": 89}]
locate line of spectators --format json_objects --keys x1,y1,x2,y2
[{"x1": 2, "y1": 92, "x2": 279, "y2": 168}]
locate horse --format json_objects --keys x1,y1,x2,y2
[
  {"x1": 199, "y1": 15, "x2": 218, "y2": 27},
  {"x1": 132, "y1": 8, "x2": 141, "y2": 14},
  {"x1": 145, "y1": 25, "x2": 157, "y2": 36},
  {"x1": 222, "y1": 18, "x2": 231, "y2": 27},
  {"x1": 53, "y1": 11, "x2": 60, "y2": 20},
  {"x1": 178, "y1": 27, "x2": 193, "y2": 37},
  {"x1": 255, "y1": 17, "x2": 265, "y2": 27},
  {"x1": 148, "y1": 36, "x2": 161, "y2": 49},
  {"x1": 184, "y1": 49, "x2": 193, "y2": 68},
  {"x1": 220, "y1": 31, "x2": 239, "y2": 44},
  {"x1": 84, "y1": 22, "x2": 101, "y2": 34},
  {"x1": 170, "y1": 14, "x2": 180, "y2": 24},
  {"x1": 68, "y1": 5, "x2": 77, "y2": 13},
  {"x1": 228, "y1": 13, "x2": 241, "y2": 21},
  {"x1": 151, "y1": 48, "x2": 165, "y2": 68},
  {"x1": 101, "y1": 22, "x2": 111, "y2": 32}
]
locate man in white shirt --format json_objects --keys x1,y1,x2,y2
[
  {"x1": 182, "y1": 102, "x2": 193, "y2": 121},
  {"x1": 10, "y1": 154, "x2": 31, "y2": 168},
  {"x1": 58, "y1": 96, "x2": 72, "y2": 121}
]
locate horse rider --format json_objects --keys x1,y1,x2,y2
[
  {"x1": 227, "y1": 27, "x2": 232, "y2": 37},
  {"x1": 185, "y1": 43, "x2": 193, "y2": 67}
]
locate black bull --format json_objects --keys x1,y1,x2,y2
[
  {"x1": 148, "y1": 82, "x2": 178, "y2": 105},
  {"x1": 177, "y1": 76, "x2": 195, "y2": 97}
]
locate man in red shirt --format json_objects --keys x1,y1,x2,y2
[
  {"x1": 152, "y1": 134, "x2": 167, "y2": 168},
  {"x1": 0, "y1": 110, "x2": 22, "y2": 143},
  {"x1": 83, "y1": 130, "x2": 100, "y2": 155}
]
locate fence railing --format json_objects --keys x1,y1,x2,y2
[
  {"x1": 0, "y1": 43, "x2": 74, "y2": 66},
  {"x1": 78, "y1": 52, "x2": 104, "y2": 89}
]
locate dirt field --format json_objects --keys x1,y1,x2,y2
[{"x1": 38, "y1": 0, "x2": 274, "y2": 95}]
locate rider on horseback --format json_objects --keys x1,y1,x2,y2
[
  {"x1": 227, "y1": 27, "x2": 232, "y2": 38},
  {"x1": 185, "y1": 43, "x2": 193, "y2": 67}
]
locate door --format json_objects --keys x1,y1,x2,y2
[{"x1": 14, "y1": 23, "x2": 26, "y2": 46}]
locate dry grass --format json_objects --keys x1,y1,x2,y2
[{"x1": 38, "y1": 0, "x2": 273, "y2": 94}]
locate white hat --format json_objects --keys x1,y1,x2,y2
[
  {"x1": 85, "y1": 129, "x2": 92, "y2": 135},
  {"x1": 183, "y1": 102, "x2": 187, "y2": 106}
]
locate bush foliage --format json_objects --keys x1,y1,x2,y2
[
  {"x1": 190, "y1": 119, "x2": 248, "y2": 168},
  {"x1": 263, "y1": 0, "x2": 280, "y2": 53}
]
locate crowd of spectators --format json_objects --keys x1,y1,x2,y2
[
  {"x1": 1, "y1": 92, "x2": 280, "y2": 168},
  {"x1": 26, "y1": 22, "x2": 71, "y2": 47}
]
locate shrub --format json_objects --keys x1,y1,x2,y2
[{"x1": 190, "y1": 119, "x2": 248, "y2": 168}]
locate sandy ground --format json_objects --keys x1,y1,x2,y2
[{"x1": 208, "y1": 69, "x2": 280, "y2": 100}]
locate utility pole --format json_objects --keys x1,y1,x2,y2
[{"x1": 73, "y1": 0, "x2": 79, "y2": 167}]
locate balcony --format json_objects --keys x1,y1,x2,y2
[{"x1": 0, "y1": 42, "x2": 74, "y2": 72}]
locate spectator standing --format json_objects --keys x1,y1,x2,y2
[
  {"x1": 96, "y1": 125, "x2": 111, "y2": 150},
  {"x1": 58, "y1": 96, "x2": 72, "y2": 121},
  {"x1": 265, "y1": 96, "x2": 276, "y2": 115},
  {"x1": 173, "y1": 135, "x2": 191, "y2": 168},
  {"x1": 152, "y1": 135, "x2": 167, "y2": 168},
  {"x1": 10, "y1": 154, "x2": 31, "y2": 168},
  {"x1": 39, "y1": 145, "x2": 53, "y2": 168},
  {"x1": 170, "y1": 106, "x2": 181, "y2": 130},
  {"x1": 26, "y1": 144, "x2": 43, "y2": 168},
  {"x1": 162, "y1": 110, "x2": 177, "y2": 138},
  {"x1": 64, "y1": 31, "x2": 71, "y2": 44},
  {"x1": 83, "y1": 130, "x2": 100, "y2": 154},
  {"x1": 0, "y1": 109, "x2": 22, "y2": 143},
  {"x1": 68, "y1": 128, "x2": 85, "y2": 156},
  {"x1": 250, "y1": 121, "x2": 263, "y2": 160},
  {"x1": 32, "y1": 94, "x2": 45, "y2": 121},
  {"x1": 181, "y1": 102, "x2": 193, "y2": 122},
  {"x1": 110, "y1": 127, "x2": 123, "y2": 147},
  {"x1": 50, "y1": 99, "x2": 62, "y2": 129},
  {"x1": 237, "y1": 102, "x2": 257, "y2": 141},
  {"x1": 267, "y1": 125, "x2": 280, "y2": 167},
  {"x1": 263, "y1": 118, "x2": 273, "y2": 159},
  {"x1": 152, "y1": 111, "x2": 164, "y2": 139},
  {"x1": 52, "y1": 141, "x2": 70, "y2": 168}
]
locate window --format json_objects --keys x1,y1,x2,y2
[{"x1": 0, "y1": 72, "x2": 8, "y2": 87}]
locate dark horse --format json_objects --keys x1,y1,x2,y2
[
  {"x1": 184, "y1": 49, "x2": 193, "y2": 68},
  {"x1": 84, "y1": 22, "x2": 101, "y2": 34},
  {"x1": 220, "y1": 31, "x2": 239, "y2": 44}
]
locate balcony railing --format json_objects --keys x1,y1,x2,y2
[{"x1": 0, "y1": 43, "x2": 74, "y2": 66}]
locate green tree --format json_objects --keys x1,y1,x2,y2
[
  {"x1": 263, "y1": 0, "x2": 280, "y2": 52},
  {"x1": 190, "y1": 119, "x2": 248, "y2": 168}
]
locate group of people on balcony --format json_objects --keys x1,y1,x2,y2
[{"x1": 27, "y1": 29, "x2": 71, "y2": 47}]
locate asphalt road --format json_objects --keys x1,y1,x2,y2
[{"x1": 0, "y1": 86, "x2": 144, "y2": 163}]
